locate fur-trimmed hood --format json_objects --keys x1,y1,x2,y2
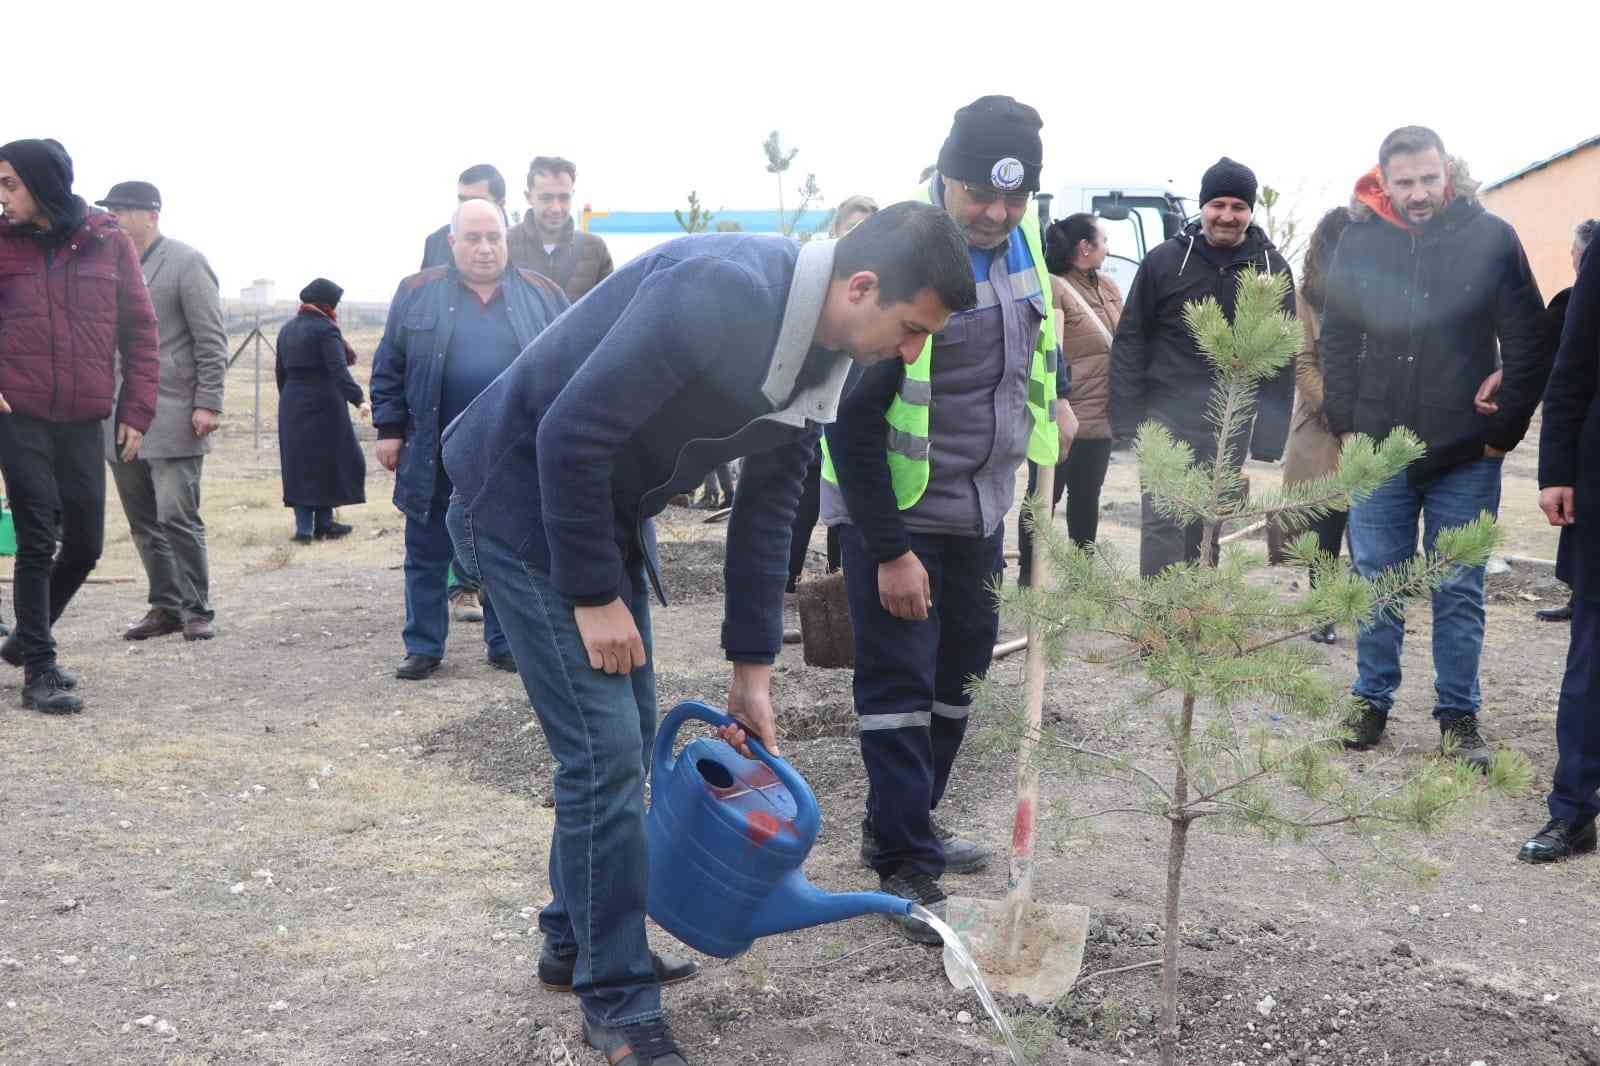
[{"x1": 1348, "y1": 156, "x2": 1481, "y2": 226}]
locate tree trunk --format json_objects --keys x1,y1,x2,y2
[{"x1": 1160, "y1": 692, "x2": 1197, "y2": 1066}]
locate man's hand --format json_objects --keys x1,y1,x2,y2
[
  {"x1": 1484, "y1": 444, "x2": 1507, "y2": 459},
  {"x1": 1056, "y1": 398, "x2": 1078, "y2": 459},
  {"x1": 1340, "y1": 432, "x2": 1356, "y2": 448},
  {"x1": 358, "y1": 401, "x2": 372, "y2": 421},
  {"x1": 1541, "y1": 486, "x2": 1577, "y2": 527},
  {"x1": 116, "y1": 423, "x2": 143, "y2": 462},
  {"x1": 878, "y1": 550, "x2": 931, "y2": 621},
  {"x1": 719, "y1": 662, "x2": 779, "y2": 758},
  {"x1": 0, "y1": 390, "x2": 12, "y2": 414},
  {"x1": 1474, "y1": 369, "x2": 1503, "y2": 415},
  {"x1": 191, "y1": 408, "x2": 221, "y2": 438},
  {"x1": 574, "y1": 597, "x2": 646, "y2": 674},
  {"x1": 376, "y1": 438, "x2": 402, "y2": 472}
]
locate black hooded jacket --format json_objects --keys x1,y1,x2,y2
[
  {"x1": 1110, "y1": 221, "x2": 1297, "y2": 461},
  {"x1": 1320, "y1": 193, "x2": 1547, "y2": 482}
]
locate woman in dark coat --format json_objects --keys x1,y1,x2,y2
[{"x1": 275, "y1": 278, "x2": 368, "y2": 543}]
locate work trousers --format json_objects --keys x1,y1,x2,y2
[
  {"x1": 839, "y1": 523, "x2": 1003, "y2": 879},
  {"x1": 0, "y1": 415, "x2": 105, "y2": 672},
  {"x1": 1018, "y1": 438, "x2": 1114, "y2": 586},
  {"x1": 110, "y1": 454, "x2": 212, "y2": 621}
]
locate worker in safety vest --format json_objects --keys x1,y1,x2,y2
[{"x1": 821, "y1": 95, "x2": 1075, "y2": 941}]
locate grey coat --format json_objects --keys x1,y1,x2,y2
[{"x1": 108, "y1": 236, "x2": 227, "y2": 460}]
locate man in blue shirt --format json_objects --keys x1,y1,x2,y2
[
  {"x1": 442, "y1": 204, "x2": 975, "y2": 1066},
  {"x1": 371, "y1": 198, "x2": 568, "y2": 680}
]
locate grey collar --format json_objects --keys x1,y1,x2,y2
[{"x1": 760, "y1": 238, "x2": 851, "y2": 424}]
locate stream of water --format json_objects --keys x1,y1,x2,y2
[{"x1": 909, "y1": 904, "x2": 1026, "y2": 1066}]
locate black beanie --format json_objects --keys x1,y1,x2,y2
[
  {"x1": 0, "y1": 138, "x2": 86, "y2": 237},
  {"x1": 936, "y1": 95, "x2": 1044, "y2": 194},
  {"x1": 1199, "y1": 157, "x2": 1258, "y2": 209},
  {"x1": 299, "y1": 278, "x2": 344, "y2": 308}
]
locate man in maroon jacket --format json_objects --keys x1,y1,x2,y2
[{"x1": 0, "y1": 139, "x2": 159, "y2": 714}]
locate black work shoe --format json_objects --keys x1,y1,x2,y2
[
  {"x1": 1517, "y1": 817, "x2": 1598, "y2": 864},
  {"x1": 1342, "y1": 700, "x2": 1388, "y2": 751},
  {"x1": 486, "y1": 651, "x2": 517, "y2": 673},
  {"x1": 1440, "y1": 714, "x2": 1493, "y2": 773},
  {"x1": 582, "y1": 1016, "x2": 688, "y2": 1066},
  {"x1": 1, "y1": 636, "x2": 76, "y2": 689},
  {"x1": 538, "y1": 946, "x2": 698, "y2": 993},
  {"x1": 1308, "y1": 622, "x2": 1338, "y2": 645},
  {"x1": 22, "y1": 667, "x2": 83, "y2": 715},
  {"x1": 1535, "y1": 601, "x2": 1574, "y2": 623},
  {"x1": 878, "y1": 867, "x2": 948, "y2": 945},
  {"x1": 395, "y1": 653, "x2": 442, "y2": 680},
  {"x1": 315, "y1": 522, "x2": 353, "y2": 540},
  {"x1": 931, "y1": 815, "x2": 991, "y2": 873}
]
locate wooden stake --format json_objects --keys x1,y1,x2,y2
[{"x1": 1003, "y1": 463, "x2": 1053, "y2": 958}]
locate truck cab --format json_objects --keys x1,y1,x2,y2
[{"x1": 1042, "y1": 184, "x2": 1191, "y2": 296}]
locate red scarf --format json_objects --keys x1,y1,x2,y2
[
  {"x1": 300, "y1": 302, "x2": 358, "y2": 366},
  {"x1": 1352, "y1": 164, "x2": 1456, "y2": 232}
]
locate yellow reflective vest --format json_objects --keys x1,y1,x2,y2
[{"x1": 822, "y1": 188, "x2": 1058, "y2": 509}]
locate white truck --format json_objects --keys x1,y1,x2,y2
[{"x1": 1040, "y1": 184, "x2": 1193, "y2": 295}]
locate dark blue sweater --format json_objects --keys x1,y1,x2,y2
[{"x1": 441, "y1": 234, "x2": 832, "y2": 664}]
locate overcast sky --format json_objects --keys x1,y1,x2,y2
[{"x1": 17, "y1": 0, "x2": 1600, "y2": 301}]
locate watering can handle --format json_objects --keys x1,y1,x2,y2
[{"x1": 652, "y1": 700, "x2": 821, "y2": 841}]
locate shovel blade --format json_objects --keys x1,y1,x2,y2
[{"x1": 942, "y1": 895, "x2": 1090, "y2": 1006}]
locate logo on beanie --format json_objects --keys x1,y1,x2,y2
[{"x1": 991, "y1": 157, "x2": 1024, "y2": 191}]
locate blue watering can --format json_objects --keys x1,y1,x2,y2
[{"x1": 646, "y1": 700, "x2": 913, "y2": 958}]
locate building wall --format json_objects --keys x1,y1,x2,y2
[{"x1": 1482, "y1": 143, "x2": 1600, "y2": 302}]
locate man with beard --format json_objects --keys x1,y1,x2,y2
[
  {"x1": 1110, "y1": 157, "x2": 1297, "y2": 577},
  {"x1": 507, "y1": 155, "x2": 613, "y2": 302},
  {"x1": 1321, "y1": 126, "x2": 1548, "y2": 768}
]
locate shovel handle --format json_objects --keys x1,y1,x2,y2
[
  {"x1": 652, "y1": 700, "x2": 821, "y2": 841},
  {"x1": 1008, "y1": 463, "x2": 1054, "y2": 912}
]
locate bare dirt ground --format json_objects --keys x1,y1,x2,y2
[{"x1": 1, "y1": 332, "x2": 1597, "y2": 1066}]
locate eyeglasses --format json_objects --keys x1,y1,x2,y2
[{"x1": 960, "y1": 182, "x2": 1030, "y2": 210}]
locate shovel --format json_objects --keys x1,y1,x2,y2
[{"x1": 942, "y1": 461, "x2": 1090, "y2": 1005}]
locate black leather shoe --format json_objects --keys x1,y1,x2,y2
[
  {"x1": 1342, "y1": 700, "x2": 1388, "y2": 750},
  {"x1": 1308, "y1": 622, "x2": 1338, "y2": 644},
  {"x1": 315, "y1": 522, "x2": 353, "y2": 540},
  {"x1": 1, "y1": 635, "x2": 76, "y2": 689},
  {"x1": 1535, "y1": 601, "x2": 1574, "y2": 623},
  {"x1": 395, "y1": 654, "x2": 442, "y2": 680},
  {"x1": 1517, "y1": 817, "x2": 1597, "y2": 863},
  {"x1": 538, "y1": 945, "x2": 698, "y2": 992},
  {"x1": 23, "y1": 667, "x2": 83, "y2": 715},
  {"x1": 486, "y1": 651, "x2": 517, "y2": 672}
]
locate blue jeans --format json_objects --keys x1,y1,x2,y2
[
  {"x1": 447, "y1": 498, "x2": 661, "y2": 1027},
  {"x1": 403, "y1": 475, "x2": 506, "y2": 659},
  {"x1": 293, "y1": 506, "x2": 331, "y2": 538},
  {"x1": 839, "y1": 523, "x2": 1004, "y2": 878},
  {"x1": 1347, "y1": 457, "x2": 1502, "y2": 721},
  {"x1": 1550, "y1": 596, "x2": 1600, "y2": 826}
]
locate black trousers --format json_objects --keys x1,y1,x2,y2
[
  {"x1": 0, "y1": 415, "x2": 105, "y2": 672},
  {"x1": 788, "y1": 451, "x2": 841, "y2": 588},
  {"x1": 1550, "y1": 595, "x2": 1600, "y2": 826},
  {"x1": 1018, "y1": 438, "x2": 1114, "y2": 587}
]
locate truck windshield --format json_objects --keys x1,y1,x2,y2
[{"x1": 1091, "y1": 195, "x2": 1179, "y2": 261}]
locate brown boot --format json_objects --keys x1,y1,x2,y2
[
  {"x1": 183, "y1": 617, "x2": 217, "y2": 642},
  {"x1": 124, "y1": 609, "x2": 183, "y2": 641}
]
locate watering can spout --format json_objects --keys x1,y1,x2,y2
[{"x1": 748, "y1": 871, "x2": 913, "y2": 938}]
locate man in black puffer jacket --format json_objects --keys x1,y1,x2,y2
[
  {"x1": 1110, "y1": 157, "x2": 1297, "y2": 577},
  {"x1": 1321, "y1": 125, "x2": 1549, "y2": 769}
]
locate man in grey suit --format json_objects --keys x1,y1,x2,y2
[{"x1": 97, "y1": 182, "x2": 226, "y2": 642}]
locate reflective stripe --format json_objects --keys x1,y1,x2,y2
[
  {"x1": 898, "y1": 377, "x2": 932, "y2": 405},
  {"x1": 887, "y1": 427, "x2": 930, "y2": 461},
  {"x1": 1029, "y1": 378, "x2": 1055, "y2": 415},
  {"x1": 859, "y1": 711, "x2": 933, "y2": 731},
  {"x1": 931, "y1": 701, "x2": 971, "y2": 720}
]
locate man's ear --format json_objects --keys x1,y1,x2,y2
[{"x1": 847, "y1": 270, "x2": 879, "y2": 303}]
